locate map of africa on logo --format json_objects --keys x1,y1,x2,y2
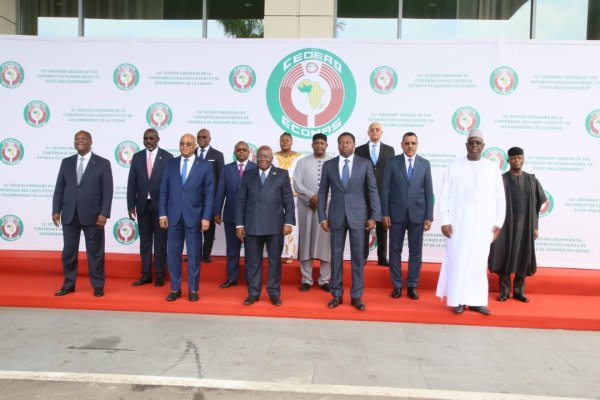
[
  {"x1": 146, "y1": 103, "x2": 172, "y2": 130},
  {"x1": 1, "y1": 61, "x2": 24, "y2": 89},
  {"x1": 113, "y1": 218, "x2": 139, "y2": 245},
  {"x1": 490, "y1": 66, "x2": 518, "y2": 95},
  {"x1": 114, "y1": 141, "x2": 140, "y2": 168},
  {"x1": 451, "y1": 106, "x2": 480, "y2": 134},
  {"x1": 585, "y1": 109, "x2": 600, "y2": 138},
  {"x1": 1, "y1": 215, "x2": 23, "y2": 241},
  {"x1": 370, "y1": 66, "x2": 397, "y2": 94},
  {"x1": 23, "y1": 100, "x2": 50, "y2": 127},
  {"x1": 114, "y1": 63, "x2": 139, "y2": 91},
  {"x1": 1, "y1": 138, "x2": 24, "y2": 165},
  {"x1": 229, "y1": 65, "x2": 256, "y2": 92},
  {"x1": 266, "y1": 48, "x2": 356, "y2": 138},
  {"x1": 483, "y1": 147, "x2": 508, "y2": 172}
]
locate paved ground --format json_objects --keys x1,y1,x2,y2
[{"x1": 0, "y1": 307, "x2": 598, "y2": 400}]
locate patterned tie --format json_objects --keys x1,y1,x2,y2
[
  {"x1": 181, "y1": 158, "x2": 188, "y2": 185},
  {"x1": 408, "y1": 158, "x2": 413, "y2": 180},
  {"x1": 370, "y1": 144, "x2": 377, "y2": 165},
  {"x1": 239, "y1": 163, "x2": 244, "y2": 178},
  {"x1": 76, "y1": 157, "x2": 84, "y2": 185},
  {"x1": 260, "y1": 170, "x2": 267, "y2": 185},
  {"x1": 147, "y1": 152, "x2": 153, "y2": 178},
  {"x1": 341, "y1": 159, "x2": 350, "y2": 188},
  {"x1": 200, "y1": 148, "x2": 205, "y2": 159}
]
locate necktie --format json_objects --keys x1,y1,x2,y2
[
  {"x1": 408, "y1": 158, "x2": 413, "y2": 180},
  {"x1": 341, "y1": 159, "x2": 350, "y2": 188},
  {"x1": 76, "y1": 157, "x2": 84, "y2": 185},
  {"x1": 147, "y1": 152, "x2": 153, "y2": 178},
  {"x1": 260, "y1": 170, "x2": 267, "y2": 185},
  {"x1": 370, "y1": 144, "x2": 377, "y2": 165},
  {"x1": 239, "y1": 163, "x2": 244, "y2": 177},
  {"x1": 200, "y1": 148, "x2": 205, "y2": 159},
  {"x1": 181, "y1": 158, "x2": 188, "y2": 185}
]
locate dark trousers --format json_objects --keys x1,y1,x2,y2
[
  {"x1": 61, "y1": 211, "x2": 105, "y2": 290},
  {"x1": 167, "y1": 220, "x2": 202, "y2": 292},
  {"x1": 224, "y1": 222, "x2": 243, "y2": 282},
  {"x1": 138, "y1": 199, "x2": 167, "y2": 278},
  {"x1": 244, "y1": 234, "x2": 283, "y2": 299},
  {"x1": 499, "y1": 273, "x2": 526, "y2": 296},
  {"x1": 331, "y1": 219, "x2": 365, "y2": 299},
  {"x1": 202, "y1": 219, "x2": 216, "y2": 258},
  {"x1": 363, "y1": 221, "x2": 388, "y2": 262},
  {"x1": 389, "y1": 218, "x2": 424, "y2": 289}
]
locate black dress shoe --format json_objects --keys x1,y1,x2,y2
[
  {"x1": 390, "y1": 288, "x2": 402, "y2": 298},
  {"x1": 319, "y1": 283, "x2": 330, "y2": 292},
  {"x1": 55, "y1": 287, "x2": 75, "y2": 296},
  {"x1": 513, "y1": 293, "x2": 529, "y2": 303},
  {"x1": 166, "y1": 290, "x2": 181, "y2": 301},
  {"x1": 220, "y1": 279, "x2": 238, "y2": 289},
  {"x1": 350, "y1": 298, "x2": 366, "y2": 311},
  {"x1": 299, "y1": 283, "x2": 311, "y2": 292},
  {"x1": 407, "y1": 287, "x2": 419, "y2": 300},
  {"x1": 497, "y1": 293, "x2": 509, "y2": 302},
  {"x1": 244, "y1": 295, "x2": 259, "y2": 305},
  {"x1": 188, "y1": 291, "x2": 199, "y2": 302},
  {"x1": 327, "y1": 297, "x2": 343, "y2": 308},
  {"x1": 270, "y1": 297, "x2": 282, "y2": 306},
  {"x1": 378, "y1": 259, "x2": 389, "y2": 267},
  {"x1": 202, "y1": 255, "x2": 212, "y2": 263},
  {"x1": 154, "y1": 276, "x2": 165, "y2": 287},
  {"x1": 132, "y1": 276, "x2": 152, "y2": 286},
  {"x1": 453, "y1": 304, "x2": 464, "y2": 314},
  {"x1": 469, "y1": 306, "x2": 491, "y2": 315},
  {"x1": 93, "y1": 288, "x2": 104, "y2": 297}
]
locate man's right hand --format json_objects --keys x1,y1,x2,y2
[
  {"x1": 382, "y1": 216, "x2": 391, "y2": 230},
  {"x1": 128, "y1": 209, "x2": 137, "y2": 220},
  {"x1": 214, "y1": 215, "x2": 222, "y2": 225},
  {"x1": 441, "y1": 224, "x2": 452, "y2": 238},
  {"x1": 320, "y1": 220, "x2": 330, "y2": 232},
  {"x1": 52, "y1": 213, "x2": 61, "y2": 227},
  {"x1": 159, "y1": 217, "x2": 168, "y2": 229}
]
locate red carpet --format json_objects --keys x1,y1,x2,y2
[{"x1": 1, "y1": 250, "x2": 599, "y2": 330}]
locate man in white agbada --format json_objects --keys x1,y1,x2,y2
[
  {"x1": 436, "y1": 129, "x2": 506, "y2": 315},
  {"x1": 293, "y1": 133, "x2": 332, "y2": 292}
]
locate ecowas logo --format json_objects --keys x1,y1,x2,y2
[
  {"x1": 1, "y1": 138, "x2": 24, "y2": 165},
  {"x1": 229, "y1": 65, "x2": 256, "y2": 92},
  {"x1": 539, "y1": 190, "x2": 554, "y2": 218},
  {"x1": 370, "y1": 66, "x2": 397, "y2": 94},
  {"x1": 114, "y1": 141, "x2": 140, "y2": 168},
  {"x1": 23, "y1": 100, "x2": 50, "y2": 127},
  {"x1": 585, "y1": 109, "x2": 600, "y2": 138},
  {"x1": 482, "y1": 147, "x2": 508, "y2": 172},
  {"x1": 113, "y1": 218, "x2": 139, "y2": 245},
  {"x1": 146, "y1": 103, "x2": 172, "y2": 130},
  {"x1": 451, "y1": 106, "x2": 480, "y2": 134},
  {"x1": 266, "y1": 48, "x2": 356, "y2": 138},
  {"x1": 113, "y1": 63, "x2": 140, "y2": 91},
  {"x1": 490, "y1": 66, "x2": 518, "y2": 95},
  {"x1": 1, "y1": 61, "x2": 25, "y2": 89},
  {"x1": 0, "y1": 214, "x2": 23, "y2": 241},
  {"x1": 368, "y1": 229, "x2": 378, "y2": 252}
]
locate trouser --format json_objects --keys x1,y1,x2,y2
[{"x1": 499, "y1": 273, "x2": 526, "y2": 296}]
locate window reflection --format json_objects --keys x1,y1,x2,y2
[{"x1": 535, "y1": 0, "x2": 588, "y2": 39}]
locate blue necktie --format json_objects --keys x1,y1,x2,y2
[
  {"x1": 200, "y1": 148, "x2": 205, "y2": 159},
  {"x1": 370, "y1": 144, "x2": 377, "y2": 165},
  {"x1": 407, "y1": 158, "x2": 413, "y2": 180},
  {"x1": 181, "y1": 158, "x2": 188, "y2": 185},
  {"x1": 260, "y1": 170, "x2": 267, "y2": 185},
  {"x1": 341, "y1": 159, "x2": 350, "y2": 188}
]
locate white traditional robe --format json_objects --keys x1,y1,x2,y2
[
  {"x1": 274, "y1": 152, "x2": 303, "y2": 259},
  {"x1": 436, "y1": 156, "x2": 506, "y2": 307}
]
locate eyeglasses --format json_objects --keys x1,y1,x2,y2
[
  {"x1": 257, "y1": 154, "x2": 272, "y2": 159},
  {"x1": 467, "y1": 140, "x2": 483, "y2": 146},
  {"x1": 143, "y1": 137, "x2": 156, "y2": 140},
  {"x1": 235, "y1": 148, "x2": 249, "y2": 152},
  {"x1": 180, "y1": 142, "x2": 195, "y2": 147}
]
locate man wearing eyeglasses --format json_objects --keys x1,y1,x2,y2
[{"x1": 436, "y1": 129, "x2": 506, "y2": 315}]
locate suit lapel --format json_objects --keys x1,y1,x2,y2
[
  {"x1": 79, "y1": 153, "x2": 95, "y2": 186},
  {"x1": 399, "y1": 156, "x2": 409, "y2": 183}
]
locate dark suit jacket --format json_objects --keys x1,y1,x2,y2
[
  {"x1": 381, "y1": 154, "x2": 434, "y2": 224},
  {"x1": 355, "y1": 142, "x2": 395, "y2": 191},
  {"x1": 127, "y1": 148, "x2": 173, "y2": 214},
  {"x1": 197, "y1": 146, "x2": 225, "y2": 185},
  {"x1": 235, "y1": 167, "x2": 295, "y2": 236},
  {"x1": 317, "y1": 155, "x2": 381, "y2": 230},
  {"x1": 214, "y1": 160, "x2": 256, "y2": 223},
  {"x1": 52, "y1": 153, "x2": 113, "y2": 225},
  {"x1": 159, "y1": 156, "x2": 214, "y2": 228}
]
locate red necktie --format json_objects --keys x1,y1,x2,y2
[
  {"x1": 147, "y1": 152, "x2": 153, "y2": 178},
  {"x1": 239, "y1": 163, "x2": 244, "y2": 177}
]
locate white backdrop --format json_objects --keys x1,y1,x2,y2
[{"x1": 0, "y1": 36, "x2": 598, "y2": 269}]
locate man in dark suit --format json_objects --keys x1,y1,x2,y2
[
  {"x1": 236, "y1": 145, "x2": 295, "y2": 306},
  {"x1": 318, "y1": 132, "x2": 381, "y2": 311},
  {"x1": 213, "y1": 141, "x2": 256, "y2": 288},
  {"x1": 52, "y1": 130, "x2": 113, "y2": 297},
  {"x1": 381, "y1": 132, "x2": 434, "y2": 300},
  {"x1": 127, "y1": 128, "x2": 173, "y2": 287},
  {"x1": 354, "y1": 122, "x2": 395, "y2": 266},
  {"x1": 196, "y1": 128, "x2": 224, "y2": 263},
  {"x1": 159, "y1": 133, "x2": 214, "y2": 302}
]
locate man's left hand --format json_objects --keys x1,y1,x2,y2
[
  {"x1": 283, "y1": 225, "x2": 292, "y2": 236},
  {"x1": 533, "y1": 229, "x2": 539, "y2": 240},
  {"x1": 365, "y1": 219, "x2": 376, "y2": 230},
  {"x1": 201, "y1": 219, "x2": 210, "y2": 232},
  {"x1": 309, "y1": 195, "x2": 318, "y2": 210},
  {"x1": 96, "y1": 215, "x2": 107, "y2": 230},
  {"x1": 423, "y1": 219, "x2": 432, "y2": 232},
  {"x1": 492, "y1": 225, "x2": 502, "y2": 242}
]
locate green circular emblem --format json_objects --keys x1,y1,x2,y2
[
  {"x1": 113, "y1": 217, "x2": 139, "y2": 245},
  {"x1": 113, "y1": 63, "x2": 140, "y2": 91},
  {"x1": 370, "y1": 66, "x2": 398, "y2": 94},
  {"x1": 1, "y1": 138, "x2": 25, "y2": 165},
  {"x1": 266, "y1": 48, "x2": 356, "y2": 139},
  {"x1": 539, "y1": 191, "x2": 554, "y2": 218},
  {"x1": 483, "y1": 147, "x2": 508, "y2": 172},
  {"x1": 23, "y1": 100, "x2": 50, "y2": 127},
  {"x1": 451, "y1": 106, "x2": 480, "y2": 134},
  {"x1": 490, "y1": 66, "x2": 518, "y2": 95},
  {"x1": 1, "y1": 214, "x2": 24, "y2": 241},
  {"x1": 229, "y1": 65, "x2": 256, "y2": 92},
  {"x1": 1, "y1": 61, "x2": 25, "y2": 89},
  {"x1": 114, "y1": 141, "x2": 140, "y2": 168},
  {"x1": 146, "y1": 103, "x2": 172, "y2": 130},
  {"x1": 585, "y1": 109, "x2": 600, "y2": 138}
]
